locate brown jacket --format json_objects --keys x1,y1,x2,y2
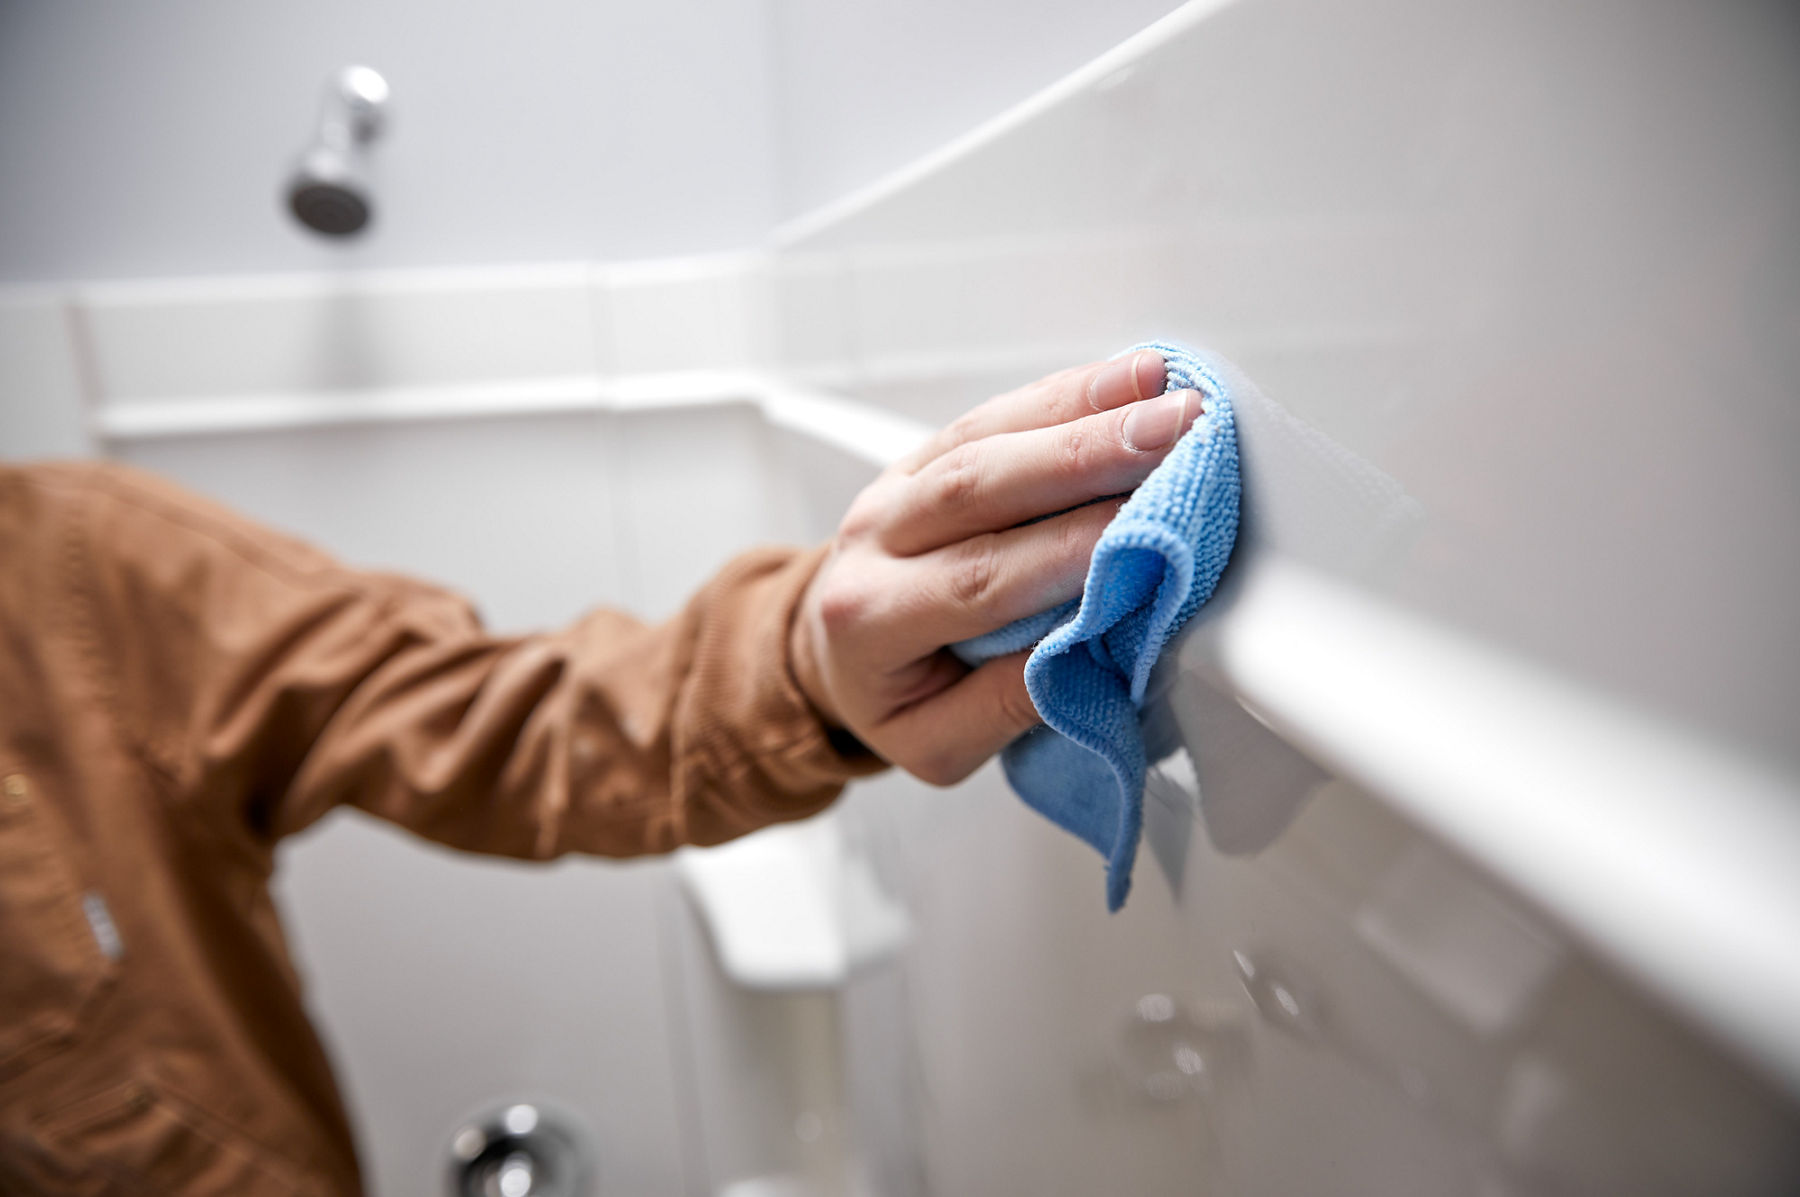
[{"x1": 0, "y1": 462, "x2": 881, "y2": 1195}]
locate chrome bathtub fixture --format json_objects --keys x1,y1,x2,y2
[
  {"x1": 447, "y1": 1102, "x2": 590, "y2": 1197},
  {"x1": 285, "y1": 65, "x2": 389, "y2": 236},
  {"x1": 1119, "y1": 995, "x2": 1249, "y2": 1105},
  {"x1": 1233, "y1": 949, "x2": 1326, "y2": 1043}
]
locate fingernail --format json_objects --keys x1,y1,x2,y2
[
  {"x1": 1123, "y1": 388, "x2": 1200, "y2": 452},
  {"x1": 1089, "y1": 350, "x2": 1165, "y2": 411}
]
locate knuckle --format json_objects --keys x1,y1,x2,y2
[
  {"x1": 1019, "y1": 377, "x2": 1063, "y2": 419},
  {"x1": 1055, "y1": 422, "x2": 1093, "y2": 482},
  {"x1": 943, "y1": 410, "x2": 984, "y2": 450},
  {"x1": 1055, "y1": 511, "x2": 1098, "y2": 565},
  {"x1": 928, "y1": 445, "x2": 985, "y2": 514},
  {"x1": 816, "y1": 576, "x2": 871, "y2": 636},
  {"x1": 946, "y1": 537, "x2": 1001, "y2": 612}
]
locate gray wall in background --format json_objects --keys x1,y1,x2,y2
[
  {"x1": 0, "y1": 0, "x2": 1184, "y2": 283},
  {"x1": 0, "y1": 0, "x2": 782, "y2": 282}
]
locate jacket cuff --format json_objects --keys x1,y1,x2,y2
[{"x1": 679, "y1": 544, "x2": 887, "y2": 831}]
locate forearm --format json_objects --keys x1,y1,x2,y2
[
  {"x1": 290, "y1": 545, "x2": 884, "y2": 858},
  {"x1": 282, "y1": 543, "x2": 892, "y2": 860},
  {"x1": 50, "y1": 461, "x2": 879, "y2": 860}
]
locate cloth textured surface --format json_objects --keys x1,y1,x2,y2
[{"x1": 955, "y1": 343, "x2": 1243, "y2": 909}]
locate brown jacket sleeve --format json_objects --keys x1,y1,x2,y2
[{"x1": 44, "y1": 461, "x2": 884, "y2": 862}]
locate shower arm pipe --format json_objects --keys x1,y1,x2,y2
[
  {"x1": 319, "y1": 65, "x2": 389, "y2": 148},
  {"x1": 286, "y1": 65, "x2": 389, "y2": 237}
]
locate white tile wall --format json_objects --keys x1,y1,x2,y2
[
  {"x1": 770, "y1": 253, "x2": 857, "y2": 381},
  {"x1": 600, "y1": 255, "x2": 775, "y2": 378},
  {"x1": 81, "y1": 266, "x2": 600, "y2": 406},
  {"x1": 119, "y1": 410, "x2": 626, "y2": 632},
  {"x1": 610, "y1": 401, "x2": 793, "y2": 622},
  {"x1": 273, "y1": 821, "x2": 692, "y2": 1197}
]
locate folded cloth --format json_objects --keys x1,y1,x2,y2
[{"x1": 953, "y1": 342, "x2": 1243, "y2": 910}]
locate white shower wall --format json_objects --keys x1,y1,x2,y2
[
  {"x1": 0, "y1": 1, "x2": 780, "y2": 283},
  {"x1": 0, "y1": 0, "x2": 1183, "y2": 284}
]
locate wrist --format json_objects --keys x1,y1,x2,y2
[{"x1": 788, "y1": 573, "x2": 842, "y2": 732}]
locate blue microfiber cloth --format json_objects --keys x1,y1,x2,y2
[{"x1": 953, "y1": 342, "x2": 1242, "y2": 910}]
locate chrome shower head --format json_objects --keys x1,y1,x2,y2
[{"x1": 285, "y1": 66, "x2": 389, "y2": 237}]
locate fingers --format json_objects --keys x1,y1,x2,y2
[
  {"x1": 880, "y1": 651, "x2": 1041, "y2": 786},
  {"x1": 879, "y1": 387, "x2": 1202, "y2": 557},
  {"x1": 831, "y1": 499, "x2": 1123, "y2": 661},
  {"x1": 900, "y1": 350, "x2": 1167, "y2": 472},
  {"x1": 802, "y1": 352, "x2": 1193, "y2": 789}
]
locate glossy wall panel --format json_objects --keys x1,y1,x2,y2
[
  {"x1": 831, "y1": 748, "x2": 1800, "y2": 1196},
  {"x1": 119, "y1": 412, "x2": 626, "y2": 631},
  {"x1": 780, "y1": 0, "x2": 1800, "y2": 771},
  {"x1": 785, "y1": 2, "x2": 1800, "y2": 1193}
]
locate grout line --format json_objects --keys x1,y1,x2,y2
[
  {"x1": 653, "y1": 877, "x2": 717, "y2": 1197},
  {"x1": 61, "y1": 296, "x2": 109, "y2": 455}
]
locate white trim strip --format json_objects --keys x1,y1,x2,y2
[
  {"x1": 773, "y1": 0, "x2": 1243, "y2": 247},
  {"x1": 72, "y1": 260, "x2": 597, "y2": 306},
  {"x1": 759, "y1": 385, "x2": 932, "y2": 466},
  {"x1": 93, "y1": 370, "x2": 932, "y2": 468},
  {"x1": 94, "y1": 375, "x2": 609, "y2": 439}
]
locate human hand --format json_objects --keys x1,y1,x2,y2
[{"x1": 790, "y1": 350, "x2": 1204, "y2": 785}]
